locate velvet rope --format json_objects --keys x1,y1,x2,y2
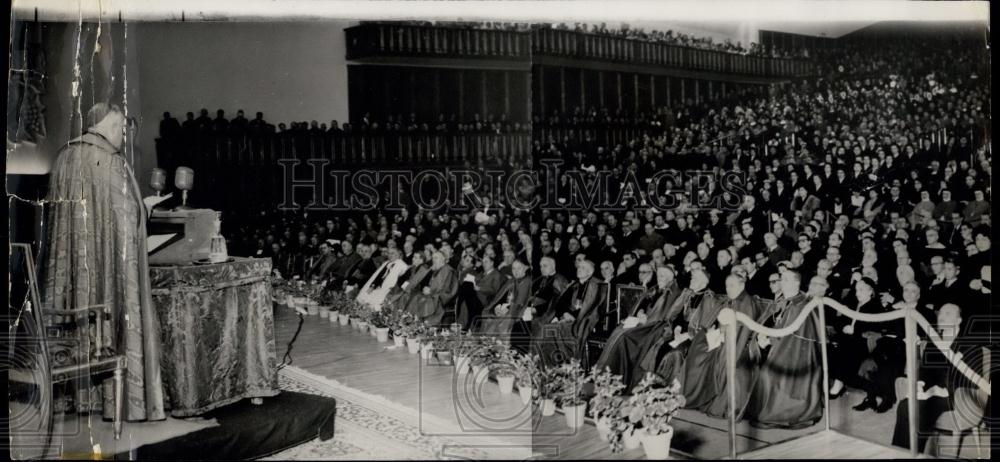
[{"x1": 717, "y1": 296, "x2": 990, "y2": 395}]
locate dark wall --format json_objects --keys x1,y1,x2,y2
[{"x1": 348, "y1": 64, "x2": 530, "y2": 124}]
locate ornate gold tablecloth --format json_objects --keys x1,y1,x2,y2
[{"x1": 150, "y1": 257, "x2": 279, "y2": 417}]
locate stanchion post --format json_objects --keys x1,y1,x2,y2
[
  {"x1": 816, "y1": 298, "x2": 832, "y2": 431},
  {"x1": 722, "y1": 308, "x2": 739, "y2": 459},
  {"x1": 905, "y1": 311, "x2": 919, "y2": 457}
]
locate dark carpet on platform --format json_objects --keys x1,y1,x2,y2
[{"x1": 112, "y1": 391, "x2": 336, "y2": 460}]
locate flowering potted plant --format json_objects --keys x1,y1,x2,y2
[
  {"x1": 469, "y1": 337, "x2": 501, "y2": 382},
  {"x1": 513, "y1": 353, "x2": 541, "y2": 404},
  {"x1": 588, "y1": 367, "x2": 627, "y2": 445},
  {"x1": 368, "y1": 309, "x2": 392, "y2": 342},
  {"x1": 536, "y1": 366, "x2": 559, "y2": 416},
  {"x1": 489, "y1": 343, "x2": 519, "y2": 394},
  {"x1": 551, "y1": 359, "x2": 588, "y2": 429},
  {"x1": 429, "y1": 330, "x2": 457, "y2": 365},
  {"x1": 399, "y1": 319, "x2": 428, "y2": 355},
  {"x1": 623, "y1": 373, "x2": 685, "y2": 460},
  {"x1": 451, "y1": 332, "x2": 482, "y2": 375},
  {"x1": 302, "y1": 282, "x2": 324, "y2": 316}
]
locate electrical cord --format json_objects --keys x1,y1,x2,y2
[{"x1": 276, "y1": 310, "x2": 306, "y2": 372}]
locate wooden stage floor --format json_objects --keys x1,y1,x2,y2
[{"x1": 275, "y1": 307, "x2": 989, "y2": 460}]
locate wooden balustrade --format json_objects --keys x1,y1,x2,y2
[
  {"x1": 346, "y1": 23, "x2": 817, "y2": 78},
  {"x1": 155, "y1": 132, "x2": 533, "y2": 209}
]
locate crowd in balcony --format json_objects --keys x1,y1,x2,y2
[
  {"x1": 535, "y1": 22, "x2": 813, "y2": 58},
  {"x1": 159, "y1": 110, "x2": 532, "y2": 145},
  {"x1": 215, "y1": 28, "x2": 989, "y2": 454}
]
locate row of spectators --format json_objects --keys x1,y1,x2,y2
[{"x1": 217, "y1": 27, "x2": 989, "y2": 452}]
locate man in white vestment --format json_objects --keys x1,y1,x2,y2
[{"x1": 356, "y1": 248, "x2": 410, "y2": 310}]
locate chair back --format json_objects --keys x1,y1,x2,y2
[{"x1": 616, "y1": 284, "x2": 647, "y2": 321}]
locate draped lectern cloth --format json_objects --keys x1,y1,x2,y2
[
  {"x1": 150, "y1": 258, "x2": 279, "y2": 417},
  {"x1": 40, "y1": 132, "x2": 166, "y2": 422}
]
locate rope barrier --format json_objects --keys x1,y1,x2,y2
[{"x1": 717, "y1": 296, "x2": 990, "y2": 394}]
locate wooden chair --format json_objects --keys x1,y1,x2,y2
[
  {"x1": 931, "y1": 346, "x2": 991, "y2": 458},
  {"x1": 581, "y1": 281, "x2": 612, "y2": 369},
  {"x1": 931, "y1": 386, "x2": 989, "y2": 458},
  {"x1": 45, "y1": 303, "x2": 127, "y2": 440},
  {"x1": 9, "y1": 244, "x2": 127, "y2": 442}
]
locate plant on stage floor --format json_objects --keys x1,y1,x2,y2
[
  {"x1": 550, "y1": 359, "x2": 587, "y2": 407},
  {"x1": 550, "y1": 359, "x2": 589, "y2": 428},
  {"x1": 368, "y1": 309, "x2": 392, "y2": 329},
  {"x1": 488, "y1": 342, "x2": 518, "y2": 378},
  {"x1": 468, "y1": 336, "x2": 501, "y2": 369},
  {"x1": 512, "y1": 352, "x2": 540, "y2": 389},
  {"x1": 588, "y1": 366, "x2": 627, "y2": 450},
  {"x1": 622, "y1": 373, "x2": 685, "y2": 458}
]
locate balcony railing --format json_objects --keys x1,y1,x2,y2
[
  {"x1": 155, "y1": 132, "x2": 533, "y2": 209},
  {"x1": 532, "y1": 28, "x2": 816, "y2": 77},
  {"x1": 346, "y1": 23, "x2": 531, "y2": 60},
  {"x1": 345, "y1": 23, "x2": 817, "y2": 78}
]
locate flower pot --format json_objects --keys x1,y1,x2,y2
[
  {"x1": 540, "y1": 398, "x2": 556, "y2": 416},
  {"x1": 640, "y1": 427, "x2": 674, "y2": 460},
  {"x1": 307, "y1": 304, "x2": 320, "y2": 316},
  {"x1": 496, "y1": 375, "x2": 515, "y2": 394},
  {"x1": 318, "y1": 306, "x2": 331, "y2": 318},
  {"x1": 623, "y1": 428, "x2": 642, "y2": 451},
  {"x1": 406, "y1": 338, "x2": 420, "y2": 355},
  {"x1": 328, "y1": 311, "x2": 339, "y2": 323},
  {"x1": 375, "y1": 327, "x2": 391, "y2": 342},
  {"x1": 562, "y1": 403, "x2": 586, "y2": 429},
  {"x1": 392, "y1": 335, "x2": 406, "y2": 348},
  {"x1": 595, "y1": 417, "x2": 611, "y2": 442},
  {"x1": 338, "y1": 314, "x2": 350, "y2": 325},
  {"x1": 437, "y1": 351, "x2": 454, "y2": 365},
  {"x1": 357, "y1": 321, "x2": 369, "y2": 332},
  {"x1": 420, "y1": 344, "x2": 434, "y2": 360},
  {"x1": 455, "y1": 355, "x2": 471, "y2": 375},
  {"x1": 518, "y1": 385, "x2": 533, "y2": 405}
]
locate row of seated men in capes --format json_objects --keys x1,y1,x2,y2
[{"x1": 336, "y1": 245, "x2": 830, "y2": 430}]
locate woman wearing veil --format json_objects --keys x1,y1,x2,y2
[{"x1": 40, "y1": 103, "x2": 166, "y2": 422}]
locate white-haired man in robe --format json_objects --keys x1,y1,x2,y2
[{"x1": 356, "y1": 247, "x2": 409, "y2": 310}]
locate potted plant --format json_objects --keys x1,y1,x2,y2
[
  {"x1": 514, "y1": 353, "x2": 540, "y2": 404},
  {"x1": 588, "y1": 367, "x2": 627, "y2": 444},
  {"x1": 625, "y1": 373, "x2": 685, "y2": 460},
  {"x1": 489, "y1": 343, "x2": 519, "y2": 395},
  {"x1": 401, "y1": 320, "x2": 427, "y2": 355},
  {"x1": 451, "y1": 334, "x2": 481, "y2": 375},
  {"x1": 536, "y1": 366, "x2": 558, "y2": 417},
  {"x1": 551, "y1": 359, "x2": 588, "y2": 429},
  {"x1": 368, "y1": 309, "x2": 392, "y2": 342},
  {"x1": 469, "y1": 337, "x2": 501, "y2": 382},
  {"x1": 430, "y1": 331, "x2": 457, "y2": 365}
]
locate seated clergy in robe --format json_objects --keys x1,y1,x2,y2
[
  {"x1": 388, "y1": 252, "x2": 430, "y2": 310},
  {"x1": 507, "y1": 257, "x2": 567, "y2": 353},
  {"x1": 307, "y1": 240, "x2": 338, "y2": 281},
  {"x1": 681, "y1": 271, "x2": 769, "y2": 420},
  {"x1": 527, "y1": 260, "x2": 603, "y2": 367},
  {"x1": 356, "y1": 247, "x2": 409, "y2": 311},
  {"x1": 345, "y1": 244, "x2": 379, "y2": 289},
  {"x1": 477, "y1": 259, "x2": 533, "y2": 345},
  {"x1": 455, "y1": 254, "x2": 508, "y2": 331},
  {"x1": 636, "y1": 267, "x2": 712, "y2": 387},
  {"x1": 746, "y1": 271, "x2": 825, "y2": 429},
  {"x1": 327, "y1": 241, "x2": 362, "y2": 289},
  {"x1": 404, "y1": 251, "x2": 459, "y2": 326},
  {"x1": 593, "y1": 266, "x2": 681, "y2": 387}
]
